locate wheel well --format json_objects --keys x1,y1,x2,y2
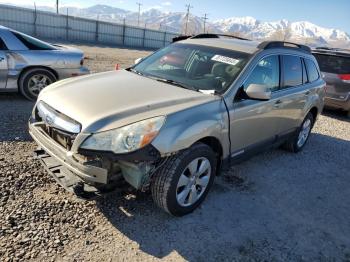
[
  {"x1": 197, "y1": 137, "x2": 223, "y2": 174},
  {"x1": 17, "y1": 66, "x2": 58, "y2": 88},
  {"x1": 309, "y1": 107, "x2": 318, "y2": 125}
]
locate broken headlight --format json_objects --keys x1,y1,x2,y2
[{"x1": 80, "y1": 116, "x2": 165, "y2": 154}]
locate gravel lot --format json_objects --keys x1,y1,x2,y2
[{"x1": 0, "y1": 44, "x2": 350, "y2": 262}]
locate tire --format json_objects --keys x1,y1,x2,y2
[
  {"x1": 283, "y1": 112, "x2": 314, "y2": 153},
  {"x1": 151, "y1": 143, "x2": 217, "y2": 216},
  {"x1": 19, "y1": 68, "x2": 56, "y2": 101}
]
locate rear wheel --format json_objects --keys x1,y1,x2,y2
[
  {"x1": 151, "y1": 143, "x2": 217, "y2": 216},
  {"x1": 19, "y1": 68, "x2": 56, "y2": 101},
  {"x1": 283, "y1": 112, "x2": 314, "y2": 153}
]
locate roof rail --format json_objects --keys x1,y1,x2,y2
[
  {"x1": 191, "y1": 33, "x2": 251, "y2": 41},
  {"x1": 258, "y1": 41, "x2": 311, "y2": 53}
]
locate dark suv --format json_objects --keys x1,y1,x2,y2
[{"x1": 312, "y1": 47, "x2": 350, "y2": 117}]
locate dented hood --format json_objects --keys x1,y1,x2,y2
[{"x1": 38, "y1": 70, "x2": 217, "y2": 133}]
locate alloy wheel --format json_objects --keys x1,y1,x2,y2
[{"x1": 176, "y1": 157, "x2": 212, "y2": 207}]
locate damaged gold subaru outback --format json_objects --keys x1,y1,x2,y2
[{"x1": 29, "y1": 34, "x2": 325, "y2": 216}]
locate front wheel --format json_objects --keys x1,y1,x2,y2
[
  {"x1": 283, "y1": 112, "x2": 314, "y2": 153},
  {"x1": 151, "y1": 143, "x2": 217, "y2": 216}
]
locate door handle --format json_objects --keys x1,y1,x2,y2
[
  {"x1": 274, "y1": 100, "x2": 283, "y2": 108},
  {"x1": 304, "y1": 91, "x2": 310, "y2": 96}
]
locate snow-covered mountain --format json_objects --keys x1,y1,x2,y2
[
  {"x1": 213, "y1": 16, "x2": 350, "y2": 45},
  {"x1": 1, "y1": 3, "x2": 349, "y2": 47}
]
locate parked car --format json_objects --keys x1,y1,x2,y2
[
  {"x1": 312, "y1": 47, "x2": 350, "y2": 117},
  {"x1": 0, "y1": 25, "x2": 89, "y2": 100},
  {"x1": 29, "y1": 34, "x2": 325, "y2": 216}
]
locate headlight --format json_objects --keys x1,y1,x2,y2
[{"x1": 80, "y1": 116, "x2": 165, "y2": 154}]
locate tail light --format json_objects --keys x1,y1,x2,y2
[{"x1": 338, "y1": 74, "x2": 350, "y2": 82}]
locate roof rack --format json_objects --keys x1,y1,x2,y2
[
  {"x1": 258, "y1": 41, "x2": 311, "y2": 53},
  {"x1": 191, "y1": 33, "x2": 251, "y2": 41}
]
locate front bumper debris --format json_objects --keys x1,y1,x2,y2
[{"x1": 34, "y1": 148, "x2": 102, "y2": 199}]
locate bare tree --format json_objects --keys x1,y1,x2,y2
[{"x1": 269, "y1": 26, "x2": 292, "y2": 41}]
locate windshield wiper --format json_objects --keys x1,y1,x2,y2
[
  {"x1": 127, "y1": 67, "x2": 144, "y2": 76},
  {"x1": 153, "y1": 77, "x2": 199, "y2": 92}
]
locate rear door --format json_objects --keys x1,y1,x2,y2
[
  {"x1": 0, "y1": 37, "x2": 8, "y2": 88},
  {"x1": 272, "y1": 55, "x2": 308, "y2": 135},
  {"x1": 313, "y1": 53, "x2": 350, "y2": 101}
]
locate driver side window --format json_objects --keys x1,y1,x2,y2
[{"x1": 244, "y1": 55, "x2": 280, "y2": 92}]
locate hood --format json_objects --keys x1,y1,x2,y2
[{"x1": 38, "y1": 70, "x2": 217, "y2": 133}]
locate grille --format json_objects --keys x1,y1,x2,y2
[
  {"x1": 43, "y1": 125, "x2": 76, "y2": 151},
  {"x1": 35, "y1": 102, "x2": 80, "y2": 151}
]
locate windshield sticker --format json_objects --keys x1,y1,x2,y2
[{"x1": 211, "y1": 55, "x2": 240, "y2": 65}]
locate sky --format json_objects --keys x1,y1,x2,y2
[{"x1": 0, "y1": 0, "x2": 349, "y2": 33}]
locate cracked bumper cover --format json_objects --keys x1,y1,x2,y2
[
  {"x1": 29, "y1": 120, "x2": 162, "y2": 195},
  {"x1": 29, "y1": 122, "x2": 109, "y2": 185}
]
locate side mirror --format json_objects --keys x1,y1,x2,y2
[
  {"x1": 245, "y1": 83, "x2": 271, "y2": 100},
  {"x1": 134, "y1": 58, "x2": 143, "y2": 65}
]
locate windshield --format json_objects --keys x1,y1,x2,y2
[
  {"x1": 11, "y1": 30, "x2": 57, "y2": 51},
  {"x1": 133, "y1": 43, "x2": 250, "y2": 93}
]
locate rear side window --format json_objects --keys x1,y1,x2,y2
[
  {"x1": 11, "y1": 30, "x2": 55, "y2": 50},
  {"x1": 305, "y1": 59, "x2": 319, "y2": 82},
  {"x1": 313, "y1": 53, "x2": 350, "y2": 74},
  {"x1": 282, "y1": 55, "x2": 303, "y2": 88},
  {"x1": 0, "y1": 37, "x2": 7, "y2": 50}
]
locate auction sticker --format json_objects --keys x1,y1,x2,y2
[{"x1": 211, "y1": 55, "x2": 240, "y2": 65}]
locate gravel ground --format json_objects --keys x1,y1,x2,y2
[{"x1": 1, "y1": 44, "x2": 350, "y2": 262}]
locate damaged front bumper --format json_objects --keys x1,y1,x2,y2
[{"x1": 29, "y1": 120, "x2": 161, "y2": 199}]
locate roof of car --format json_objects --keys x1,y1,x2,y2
[{"x1": 179, "y1": 38, "x2": 261, "y2": 54}]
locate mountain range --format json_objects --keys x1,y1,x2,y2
[{"x1": 2, "y1": 3, "x2": 350, "y2": 47}]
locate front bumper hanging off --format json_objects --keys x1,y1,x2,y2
[{"x1": 34, "y1": 148, "x2": 103, "y2": 200}]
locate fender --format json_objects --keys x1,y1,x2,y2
[{"x1": 151, "y1": 99, "x2": 230, "y2": 158}]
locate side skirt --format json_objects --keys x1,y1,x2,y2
[{"x1": 221, "y1": 128, "x2": 297, "y2": 171}]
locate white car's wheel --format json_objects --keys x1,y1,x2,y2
[{"x1": 19, "y1": 68, "x2": 56, "y2": 101}]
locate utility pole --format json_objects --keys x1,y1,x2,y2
[
  {"x1": 56, "y1": 0, "x2": 59, "y2": 14},
  {"x1": 184, "y1": 4, "x2": 193, "y2": 35},
  {"x1": 202, "y1": 13, "x2": 209, "y2": 33},
  {"x1": 136, "y1": 2, "x2": 142, "y2": 26}
]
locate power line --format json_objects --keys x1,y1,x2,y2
[
  {"x1": 201, "y1": 13, "x2": 209, "y2": 33},
  {"x1": 136, "y1": 2, "x2": 142, "y2": 26},
  {"x1": 184, "y1": 4, "x2": 193, "y2": 35}
]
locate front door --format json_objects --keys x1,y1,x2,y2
[{"x1": 228, "y1": 55, "x2": 281, "y2": 155}]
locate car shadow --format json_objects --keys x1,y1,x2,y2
[
  {"x1": 322, "y1": 108, "x2": 349, "y2": 123},
  {"x1": 95, "y1": 133, "x2": 350, "y2": 261},
  {"x1": 0, "y1": 93, "x2": 34, "y2": 142}
]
